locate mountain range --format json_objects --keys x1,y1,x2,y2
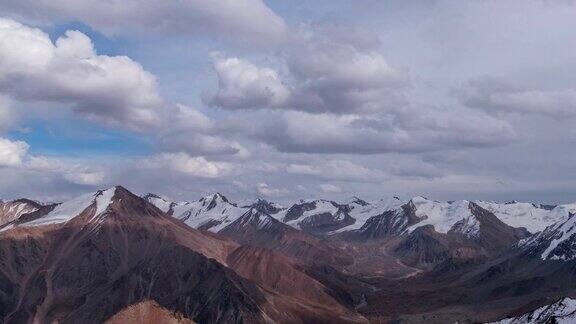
[{"x1": 0, "y1": 186, "x2": 575, "y2": 323}]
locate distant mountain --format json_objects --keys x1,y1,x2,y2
[
  {"x1": 146, "y1": 193, "x2": 574, "y2": 239},
  {"x1": 143, "y1": 193, "x2": 576, "y2": 271},
  {"x1": 241, "y1": 198, "x2": 285, "y2": 215},
  {"x1": 219, "y1": 208, "x2": 353, "y2": 267},
  {"x1": 0, "y1": 198, "x2": 43, "y2": 226},
  {"x1": 520, "y1": 208, "x2": 576, "y2": 261},
  {"x1": 391, "y1": 200, "x2": 530, "y2": 269},
  {"x1": 491, "y1": 297, "x2": 576, "y2": 323},
  {"x1": 144, "y1": 192, "x2": 245, "y2": 231},
  {"x1": 477, "y1": 201, "x2": 574, "y2": 233}
]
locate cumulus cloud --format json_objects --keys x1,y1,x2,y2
[
  {"x1": 141, "y1": 153, "x2": 233, "y2": 178},
  {"x1": 458, "y1": 76, "x2": 576, "y2": 118},
  {"x1": 0, "y1": 137, "x2": 28, "y2": 167},
  {"x1": 284, "y1": 25, "x2": 408, "y2": 114},
  {"x1": 63, "y1": 172, "x2": 105, "y2": 186},
  {"x1": 207, "y1": 24, "x2": 408, "y2": 114},
  {"x1": 0, "y1": 0, "x2": 286, "y2": 44},
  {"x1": 0, "y1": 19, "x2": 164, "y2": 131},
  {"x1": 206, "y1": 54, "x2": 290, "y2": 110},
  {"x1": 319, "y1": 184, "x2": 342, "y2": 193}
]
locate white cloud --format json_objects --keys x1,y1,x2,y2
[
  {"x1": 207, "y1": 25, "x2": 408, "y2": 114},
  {"x1": 319, "y1": 184, "x2": 341, "y2": 193},
  {"x1": 207, "y1": 54, "x2": 290, "y2": 110},
  {"x1": 256, "y1": 182, "x2": 288, "y2": 197},
  {"x1": 459, "y1": 76, "x2": 576, "y2": 118},
  {"x1": 287, "y1": 26, "x2": 408, "y2": 114},
  {"x1": 26, "y1": 155, "x2": 107, "y2": 186},
  {"x1": 0, "y1": 137, "x2": 28, "y2": 167},
  {"x1": 142, "y1": 153, "x2": 232, "y2": 178},
  {"x1": 63, "y1": 172, "x2": 105, "y2": 186},
  {"x1": 0, "y1": 19, "x2": 164, "y2": 131},
  {"x1": 254, "y1": 110, "x2": 515, "y2": 154},
  {"x1": 0, "y1": 0, "x2": 286, "y2": 44}
]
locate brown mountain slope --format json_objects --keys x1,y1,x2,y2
[
  {"x1": 219, "y1": 208, "x2": 354, "y2": 268},
  {"x1": 0, "y1": 187, "x2": 266, "y2": 324},
  {"x1": 105, "y1": 300, "x2": 195, "y2": 324},
  {"x1": 0, "y1": 186, "x2": 368, "y2": 324}
]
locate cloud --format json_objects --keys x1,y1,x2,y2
[
  {"x1": 287, "y1": 160, "x2": 387, "y2": 182},
  {"x1": 0, "y1": 0, "x2": 286, "y2": 44},
  {"x1": 256, "y1": 182, "x2": 289, "y2": 197},
  {"x1": 0, "y1": 19, "x2": 164, "y2": 131},
  {"x1": 141, "y1": 153, "x2": 233, "y2": 178},
  {"x1": 206, "y1": 54, "x2": 290, "y2": 110},
  {"x1": 284, "y1": 25, "x2": 408, "y2": 114},
  {"x1": 26, "y1": 155, "x2": 107, "y2": 186},
  {"x1": 0, "y1": 96, "x2": 16, "y2": 133},
  {"x1": 157, "y1": 104, "x2": 248, "y2": 157},
  {"x1": 0, "y1": 137, "x2": 28, "y2": 167},
  {"x1": 207, "y1": 24, "x2": 408, "y2": 114},
  {"x1": 252, "y1": 110, "x2": 515, "y2": 154},
  {"x1": 319, "y1": 184, "x2": 341, "y2": 193},
  {"x1": 458, "y1": 76, "x2": 576, "y2": 118},
  {"x1": 63, "y1": 172, "x2": 105, "y2": 186}
]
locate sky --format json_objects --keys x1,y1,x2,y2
[{"x1": 0, "y1": 0, "x2": 575, "y2": 204}]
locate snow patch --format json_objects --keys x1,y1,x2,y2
[
  {"x1": 18, "y1": 187, "x2": 116, "y2": 228},
  {"x1": 169, "y1": 193, "x2": 246, "y2": 232},
  {"x1": 331, "y1": 196, "x2": 405, "y2": 234},
  {"x1": 146, "y1": 195, "x2": 173, "y2": 213},
  {"x1": 477, "y1": 201, "x2": 560, "y2": 233},
  {"x1": 491, "y1": 298, "x2": 576, "y2": 323},
  {"x1": 409, "y1": 197, "x2": 479, "y2": 236}
]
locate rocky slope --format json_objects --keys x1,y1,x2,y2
[
  {"x1": 0, "y1": 198, "x2": 42, "y2": 226},
  {"x1": 491, "y1": 297, "x2": 576, "y2": 323},
  {"x1": 0, "y1": 187, "x2": 367, "y2": 323},
  {"x1": 219, "y1": 208, "x2": 353, "y2": 267}
]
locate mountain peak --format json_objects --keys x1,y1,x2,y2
[
  {"x1": 143, "y1": 192, "x2": 174, "y2": 213},
  {"x1": 201, "y1": 192, "x2": 229, "y2": 202},
  {"x1": 348, "y1": 196, "x2": 370, "y2": 206},
  {"x1": 199, "y1": 192, "x2": 236, "y2": 210},
  {"x1": 143, "y1": 192, "x2": 163, "y2": 200},
  {"x1": 0, "y1": 187, "x2": 119, "y2": 231}
]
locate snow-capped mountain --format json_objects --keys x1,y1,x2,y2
[
  {"x1": 145, "y1": 193, "x2": 575, "y2": 240},
  {"x1": 477, "y1": 201, "x2": 573, "y2": 233},
  {"x1": 492, "y1": 298, "x2": 576, "y2": 323},
  {"x1": 520, "y1": 206, "x2": 576, "y2": 261},
  {"x1": 144, "y1": 192, "x2": 246, "y2": 232},
  {"x1": 275, "y1": 199, "x2": 355, "y2": 234},
  {"x1": 0, "y1": 198, "x2": 41, "y2": 226},
  {"x1": 413, "y1": 197, "x2": 483, "y2": 235},
  {"x1": 0, "y1": 188, "x2": 116, "y2": 232},
  {"x1": 219, "y1": 208, "x2": 352, "y2": 267},
  {"x1": 241, "y1": 198, "x2": 285, "y2": 216},
  {"x1": 330, "y1": 196, "x2": 405, "y2": 234}
]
